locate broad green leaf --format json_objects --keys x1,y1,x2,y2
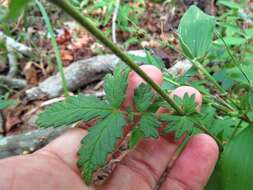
[
  {"x1": 104, "y1": 66, "x2": 129, "y2": 108},
  {"x1": 5, "y1": 0, "x2": 32, "y2": 20},
  {"x1": 179, "y1": 37, "x2": 194, "y2": 59},
  {"x1": 205, "y1": 161, "x2": 222, "y2": 190},
  {"x1": 138, "y1": 113, "x2": 160, "y2": 138},
  {"x1": 0, "y1": 98, "x2": 16, "y2": 110},
  {"x1": 179, "y1": 5, "x2": 215, "y2": 58},
  {"x1": 133, "y1": 83, "x2": 154, "y2": 112},
  {"x1": 227, "y1": 65, "x2": 253, "y2": 85},
  {"x1": 220, "y1": 126, "x2": 253, "y2": 190},
  {"x1": 37, "y1": 95, "x2": 111, "y2": 128},
  {"x1": 245, "y1": 28, "x2": 253, "y2": 39},
  {"x1": 214, "y1": 37, "x2": 247, "y2": 46},
  {"x1": 129, "y1": 52, "x2": 165, "y2": 70},
  {"x1": 78, "y1": 112, "x2": 126, "y2": 184},
  {"x1": 217, "y1": 1, "x2": 242, "y2": 9}
]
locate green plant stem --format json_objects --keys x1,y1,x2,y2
[
  {"x1": 36, "y1": 0, "x2": 69, "y2": 98},
  {"x1": 191, "y1": 59, "x2": 242, "y2": 110},
  {"x1": 215, "y1": 31, "x2": 251, "y2": 87},
  {"x1": 191, "y1": 59, "x2": 227, "y2": 94},
  {"x1": 191, "y1": 120, "x2": 223, "y2": 151},
  {"x1": 164, "y1": 76, "x2": 238, "y2": 115},
  {"x1": 163, "y1": 76, "x2": 253, "y2": 124},
  {"x1": 49, "y1": 0, "x2": 183, "y2": 114},
  {"x1": 228, "y1": 119, "x2": 243, "y2": 143}
]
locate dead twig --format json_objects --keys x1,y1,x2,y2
[{"x1": 112, "y1": 0, "x2": 120, "y2": 43}]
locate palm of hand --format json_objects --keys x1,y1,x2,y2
[{"x1": 0, "y1": 66, "x2": 218, "y2": 190}]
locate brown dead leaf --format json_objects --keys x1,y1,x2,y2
[
  {"x1": 24, "y1": 62, "x2": 38, "y2": 85},
  {"x1": 5, "y1": 115, "x2": 22, "y2": 132},
  {"x1": 56, "y1": 28, "x2": 71, "y2": 45},
  {"x1": 60, "y1": 49, "x2": 74, "y2": 62}
]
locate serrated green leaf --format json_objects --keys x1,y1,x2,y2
[
  {"x1": 133, "y1": 83, "x2": 154, "y2": 112},
  {"x1": 179, "y1": 5, "x2": 215, "y2": 58},
  {"x1": 200, "y1": 105, "x2": 239, "y2": 141},
  {"x1": 129, "y1": 128, "x2": 144, "y2": 149},
  {"x1": 104, "y1": 66, "x2": 129, "y2": 108},
  {"x1": 138, "y1": 113, "x2": 160, "y2": 138},
  {"x1": 4, "y1": 0, "x2": 32, "y2": 21},
  {"x1": 37, "y1": 95, "x2": 111, "y2": 128},
  {"x1": 78, "y1": 112, "x2": 126, "y2": 184},
  {"x1": 161, "y1": 114, "x2": 196, "y2": 140},
  {"x1": 173, "y1": 94, "x2": 197, "y2": 115}
]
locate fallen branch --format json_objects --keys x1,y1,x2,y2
[
  {"x1": 0, "y1": 31, "x2": 32, "y2": 56},
  {"x1": 0, "y1": 126, "x2": 69, "y2": 159},
  {"x1": 0, "y1": 75, "x2": 27, "y2": 89},
  {"x1": 112, "y1": 0, "x2": 120, "y2": 43},
  {"x1": 25, "y1": 50, "x2": 146, "y2": 101},
  {"x1": 6, "y1": 46, "x2": 18, "y2": 78}
]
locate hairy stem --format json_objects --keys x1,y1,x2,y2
[
  {"x1": 193, "y1": 120, "x2": 223, "y2": 151},
  {"x1": 191, "y1": 59, "x2": 227, "y2": 95},
  {"x1": 36, "y1": 0, "x2": 69, "y2": 98},
  {"x1": 49, "y1": 0, "x2": 183, "y2": 114},
  {"x1": 215, "y1": 31, "x2": 251, "y2": 87},
  {"x1": 228, "y1": 119, "x2": 243, "y2": 143}
]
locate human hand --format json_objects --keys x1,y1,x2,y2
[{"x1": 0, "y1": 65, "x2": 218, "y2": 190}]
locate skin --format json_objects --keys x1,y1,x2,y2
[{"x1": 0, "y1": 65, "x2": 219, "y2": 190}]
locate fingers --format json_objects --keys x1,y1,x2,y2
[
  {"x1": 160, "y1": 134, "x2": 219, "y2": 190},
  {"x1": 169, "y1": 86, "x2": 203, "y2": 112},
  {"x1": 36, "y1": 128, "x2": 88, "y2": 172},
  {"x1": 100, "y1": 137, "x2": 182, "y2": 190},
  {"x1": 122, "y1": 65, "x2": 163, "y2": 109}
]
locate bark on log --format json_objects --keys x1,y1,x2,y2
[
  {"x1": 0, "y1": 31, "x2": 32, "y2": 56},
  {"x1": 0, "y1": 126, "x2": 69, "y2": 159},
  {"x1": 0, "y1": 76, "x2": 27, "y2": 89},
  {"x1": 25, "y1": 50, "x2": 146, "y2": 101}
]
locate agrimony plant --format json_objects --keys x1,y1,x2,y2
[{"x1": 4, "y1": 0, "x2": 253, "y2": 188}]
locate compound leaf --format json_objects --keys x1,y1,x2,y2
[
  {"x1": 37, "y1": 95, "x2": 111, "y2": 128},
  {"x1": 161, "y1": 114, "x2": 198, "y2": 140},
  {"x1": 78, "y1": 112, "x2": 126, "y2": 184},
  {"x1": 104, "y1": 66, "x2": 129, "y2": 108},
  {"x1": 138, "y1": 113, "x2": 160, "y2": 138},
  {"x1": 133, "y1": 83, "x2": 154, "y2": 112},
  {"x1": 173, "y1": 94, "x2": 197, "y2": 115}
]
